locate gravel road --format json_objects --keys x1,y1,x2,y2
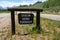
[
  {"x1": 40, "y1": 14, "x2": 60, "y2": 21},
  {"x1": 0, "y1": 13, "x2": 60, "y2": 28}
]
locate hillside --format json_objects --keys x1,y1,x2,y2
[
  {"x1": 19, "y1": 1, "x2": 42, "y2": 8},
  {"x1": 20, "y1": 0, "x2": 60, "y2": 11}
]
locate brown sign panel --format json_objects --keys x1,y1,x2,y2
[{"x1": 18, "y1": 13, "x2": 34, "y2": 24}]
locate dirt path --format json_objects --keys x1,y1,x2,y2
[{"x1": 0, "y1": 13, "x2": 11, "y2": 28}]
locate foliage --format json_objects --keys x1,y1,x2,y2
[
  {"x1": 40, "y1": 0, "x2": 60, "y2": 8},
  {"x1": 19, "y1": 0, "x2": 60, "y2": 11}
]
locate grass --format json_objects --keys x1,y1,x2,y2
[
  {"x1": 0, "y1": 11, "x2": 10, "y2": 13},
  {"x1": 15, "y1": 16, "x2": 60, "y2": 40},
  {"x1": 40, "y1": 17, "x2": 60, "y2": 40},
  {"x1": 42, "y1": 10, "x2": 60, "y2": 15}
]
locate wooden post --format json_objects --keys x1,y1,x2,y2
[
  {"x1": 11, "y1": 11, "x2": 15, "y2": 35},
  {"x1": 36, "y1": 11, "x2": 40, "y2": 33}
]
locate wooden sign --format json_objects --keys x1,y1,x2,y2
[
  {"x1": 8, "y1": 8, "x2": 43, "y2": 35},
  {"x1": 18, "y1": 13, "x2": 34, "y2": 24}
]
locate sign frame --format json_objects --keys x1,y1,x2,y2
[{"x1": 8, "y1": 8, "x2": 43, "y2": 35}]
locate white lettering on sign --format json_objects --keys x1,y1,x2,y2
[
  {"x1": 21, "y1": 15, "x2": 31, "y2": 17},
  {"x1": 20, "y1": 21, "x2": 32, "y2": 23},
  {"x1": 22, "y1": 18, "x2": 30, "y2": 20}
]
